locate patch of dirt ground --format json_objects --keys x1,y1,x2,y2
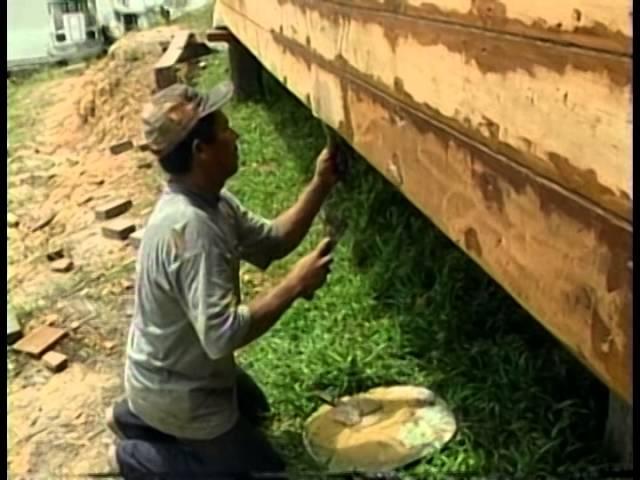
[
  {"x1": 9, "y1": 364, "x2": 121, "y2": 477},
  {"x1": 7, "y1": 26, "x2": 204, "y2": 477}
]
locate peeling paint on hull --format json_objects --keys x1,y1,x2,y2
[{"x1": 217, "y1": 0, "x2": 633, "y2": 404}]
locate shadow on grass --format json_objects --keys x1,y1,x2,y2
[{"x1": 249, "y1": 72, "x2": 610, "y2": 476}]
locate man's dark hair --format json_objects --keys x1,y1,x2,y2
[{"x1": 158, "y1": 112, "x2": 217, "y2": 175}]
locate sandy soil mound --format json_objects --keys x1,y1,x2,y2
[{"x1": 8, "y1": 26, "x2": 192, "y2": 299}]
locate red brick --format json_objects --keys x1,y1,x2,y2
[
  {"x1": 136, "y1": 158, "x2": 153, "y2": 170},
  {"x1": 109, "y1": 140, "x2": 134, "y2": 155},
  {"x1": 102, "y1": 218, "x2": 136, "y2": 240},
  {"x1": 95, "y1": 199, "x2": 132, "y2": 220},
  {"x1": 13, "y1": 326, "x2": 67, "y2": 357},
  {"x1": 50, "y1": 258, "x2": 74, "y2": 273},
  {"x1": 42, "y1": 351, "x2": 68, "y2": 372},
  {"x1": 46, "y1": 247, "x2": 65, "y2": 262}
]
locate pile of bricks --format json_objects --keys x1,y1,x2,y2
[
  {"x1": 8, "y1": 196, "x2": 147, "y2": 372},
  {"x1": 12, "y1": 325, "x2": 69, "y2": 373},
  {"x1": 96, "y1": 197, "x2": 145, "y2": 248},
  {"x1": 95, "y1": 196, "x2": 145, "y2": 248},
  {"x1": 96, "y1": 198, "x2": 136, "y2": 239}
]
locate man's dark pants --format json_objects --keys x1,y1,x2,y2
[{"x1": 114, "y1": 369, "x2": 286, "y2": 479}]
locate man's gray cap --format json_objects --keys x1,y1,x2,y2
[{"x1": 142, "y1": 81, "x2": 233, "y2": 157}]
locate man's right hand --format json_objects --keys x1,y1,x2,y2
[{"x1": 290, "y1": 237, "x2": 334, "y2": 300}]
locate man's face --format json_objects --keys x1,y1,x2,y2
[{"x1": 196, "y1": 111, "x2": 240, "y2": 181}]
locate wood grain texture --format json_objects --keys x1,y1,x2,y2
[
  {"x1": 216, "y1": 1, "x2": 632, "y2": 403},
  {"x1": 155, "y1": 30, "x2": 192, "y2": 70},
  {"x1": 223, "y1": 0, "x2": 632, "y2": 221},
  {"x1": 154, "y1": 31, "x2": 213, "y2": 89},
  {"x1": 324, "y1": 0, "x2": 632, "y2": 55}
]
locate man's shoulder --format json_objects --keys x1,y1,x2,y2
[
  {"x1": 219, "y1": 189, "x2": 260, "y2": 223},
  {"x1": 144, "y1": 193, "x2": 223, "y2": 249},
  {"x1": 149, "y1": 192, "x2": 212, "y2": 227},
  {"x1": 219, "y1": 189, "x2": 242, "y2": 212}
]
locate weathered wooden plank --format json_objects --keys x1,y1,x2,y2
[
  {"x1": 217, "y1": 2, "x2": 633, "y2": 404},
  {"x1": 155, "y1": 30, "x2": 192, "y2": 70},
  {"x1": 321, "y1": 0, "x2": 632, "y2": 55},
  {"x1": 155, "y1": 30, "x2": 190, "y2": 89},
  {"x1": 221, "y1": 0, "x2": 632, "y2": 222},
  {"x1": 13, "y1": 326, "x2": 67, "y2": 357},
  {"x1": 154, "y1": 31, "x2": 216, "y2": 89},
  {"x1": 206, "y1": 29, "x2": 235, "y2": 43}
]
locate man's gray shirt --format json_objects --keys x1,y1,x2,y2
[{"x1": 125, "y1": 183, "x2": 283, "y2": 440}]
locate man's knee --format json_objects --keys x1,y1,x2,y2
[
  {"x1": 116, "y1": 436, "x2": 285, "y2": 479},
  {"x1": 116, "y1": 439, "x2": 176, "y2": 479},
  {"x1": 111, "y1": 399, "x2": 174, "y2": 443}
]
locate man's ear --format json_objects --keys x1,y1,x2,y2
[{"x1": 191, "y1": 139, "x2": 204, "y2": 158}]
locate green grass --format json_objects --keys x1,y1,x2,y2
[
  {"x1": 192, "y1": 57, "x2": 611, "y2": 478},
  {"x1": 7, "y1": 69, "x2": 66, "y2": 146}
]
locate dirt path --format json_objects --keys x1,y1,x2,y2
[{"x1": 7, "y1": 27, "x2": 194, "y2": 477}]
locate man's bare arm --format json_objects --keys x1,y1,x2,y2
[
  {"x1": 272, "y1": 178, "x2": 330, "y2": 258},
  {"x1": 237, "y1": 273, "x2": 301, "y2": 348},
  {"x1": 271, "y1": 148, "x2": 338, "y2": 259},
  {"x1": 237, "y1": 238, "x2": 333, "y2": 349}
]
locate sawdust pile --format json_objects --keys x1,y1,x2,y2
[
  {"x1": 72, "y1": 26, "x2": 183, "y2": 150},
  {"x1": 8, "y1": 27, "x2": 191, "y2": 296}
]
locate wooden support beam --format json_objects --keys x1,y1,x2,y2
[
  {"x1": 206, "y1": 28, "x2": 235, "y2": 43},
  {"x1": 228, "y1": 36, "x2": 264, "y2": 100},
  {"x1": 604, "y1": 392, "x2": 633, "y2": 468}
]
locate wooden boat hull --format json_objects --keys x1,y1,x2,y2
[{"x1": 216, "y1": 0, "x2": 632, "y2": 404}]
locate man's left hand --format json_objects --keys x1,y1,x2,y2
[{"x1": 314, "y1": 146, "x2": 340, "y2": 191}]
